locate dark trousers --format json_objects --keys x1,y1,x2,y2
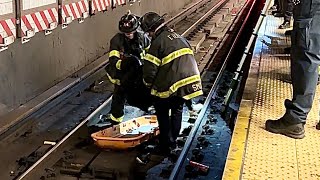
[
  {"x1": 154, "y1": 96, "x2": 185, "y2": 152},
  {"x1": 110, "y1": 85, "x2": 126, "y2": 119},
  {"x1": 185, "y1": 99, "x2": 193, "y2": 111},
  {"x1": 273, "y1": 0, "x2": 279, "y2": 8},
  {"x1": 110, "y1": 64, "x2": 153, "y2": 119},
  {"x1": 283, "y1": 16, "x2": 320, "y2": 124},
  {"x1": 277, "y1": 0, "x2": 284, "y2": 12},
  {"x1": 281, "y1": 0, "x2": 293, "y2": 22}
]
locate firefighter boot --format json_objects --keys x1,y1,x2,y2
[
  {"x1": 265, "y1": 118, "x2": 305, "y2": 139},
  {"x1": 97, "y1": 114, "x2": 120, "y2": 127}
]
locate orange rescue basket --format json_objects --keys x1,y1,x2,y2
[{"x1": 91, "y1": 115, "x2": 159, "y2": 150}]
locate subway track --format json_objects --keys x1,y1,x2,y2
[{"x1": 0, "y1": 0, "x2": 263, "y2": 179}]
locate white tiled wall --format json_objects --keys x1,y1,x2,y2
[
  {"x1": 0, "y1": 0, "x2": 13, "y2": 15},
  {"x1": 22, "y1": 0, "x2": 56, "y2": 10}
]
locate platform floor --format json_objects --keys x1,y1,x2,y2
[{"x1": 222, "y1": 9, "x2": 320, "y2": 180}]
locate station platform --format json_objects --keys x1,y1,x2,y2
[{"x1": 222, "y1": 9, "x2": 320, "y2": 180}]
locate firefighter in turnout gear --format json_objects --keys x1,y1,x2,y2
[
  {"x1": 101, "y1": 12, "x2": 152, "y2": 126},
  {"x1": 140, "y1": 12, "x2": 203, "y2": 153}
]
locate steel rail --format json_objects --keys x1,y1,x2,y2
[
  {"x1": 181, "y1": 0, "x2": 228, "y2": 37},
  {"x1": 222, "y1": 0, "x2": 271, "y2": 108},
  {"x1": 3, "y1": 0, "x2": 213, "y2": 142},
  {"x1": 169, "y1": 0, "x2": 257, "y2": 178},
  {"x1": 15, "y1": 2, "x2": 224, "y2": 179},
  {"x1": 2, "y1": 0, "x2": 211, "y2": 141},
  {"x1": 164, "y1": 0, "x2": 210, "y2": 26},
  {"x1": 16, "y1": 98, "x2": 112, "y2": 180},
  {"x1": 0, "y1": 58, "x2": 108, "y2": 140}
]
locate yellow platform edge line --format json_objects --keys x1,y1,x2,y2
[
  {"x1": 221, "y1": 100, "x2": 253, "y2": 180},
  {"x1": 222, "y1": 34, "x2": 264, "y2": 180}
]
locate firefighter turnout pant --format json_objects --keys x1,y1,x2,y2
[
  {"x1": 154, "y1": 96, "x2": 185, "y2": 153},
  {"x1": 110, "y1": 85, "x2": 126, "y2": 123}
]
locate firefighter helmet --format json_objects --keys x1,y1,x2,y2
[
  {"x1": 140, "y1": 12, "x2": 165, "y2": 32},
  {"x1": 119, "y1": 13, "x2": 140, "y2": 33}
]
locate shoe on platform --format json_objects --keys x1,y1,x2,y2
[{"x1": 265, "y1": 118, "x2": 305, "y2": 139}]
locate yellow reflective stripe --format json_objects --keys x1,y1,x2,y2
[
  {"x1": 109, "y1": 50, "x2": 120, "y2": 58},
  {"x1": 151, "y1": 75, "x2": 201, "y2": 98},
  {"x1": 143, "y1": 79, "x2": 152, "y2": 87},
  {"x1": 183, "y1": 90, "x2": 203, "y2": 100},
  {"x1": 162, "y1": 48, "x2": 193, "y2": 66},
  {"x1": 145, "y1": 45, "x2": 150, "y2": 52},
  {"x1": 110, "y1": 114, "x2": 123, "y2": 122},
  {"x1": 140, "y1": 50, "x2": 145, "y2": 59},
  {"x1": 106, "y1": 72, "x2": 121, "y2": 86},
  {"x1": 145, "y1": 53, "x2": 161, "y2": 66},
  {"x1": 116, "y1": 60, "x2": 122, "y2": 70}
]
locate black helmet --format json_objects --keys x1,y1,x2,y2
[
  {"x1": 140, "y1": 12, "x2": 165, "y2": 32},
  {"x1": 119, "y1": 13, "x2": 140, "y2": 33}
]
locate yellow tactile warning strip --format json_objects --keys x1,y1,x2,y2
[{"x1": 223, "y1": 10, "x2": 320, "y2": 180}]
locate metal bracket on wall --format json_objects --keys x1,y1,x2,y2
[
  {"x1": 21, "y1": 29, "x2": 35, "y2": 44},
  {"x1": 45, "y1": 22, "x2": 58, "y2": 35},
  {"x1": 78, "y1": 12, "x2": 89, "y2": 23},
  {"x1": 62, "y1": 16, "x2": 72, "y2": 29},
  {"x1": 0, "y1": 36, "x2": 15, "y2": 52}
]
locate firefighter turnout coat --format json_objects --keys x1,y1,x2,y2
[
  {"x1": 143, "y1": 27, "x2": 203, "y2": 100},
  {"x1": 106, "y1": 30, "x2": 150, "y2": 86}
]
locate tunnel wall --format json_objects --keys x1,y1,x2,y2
[{"x1": 0, "y1": 0, "x2": 193, "y2": 115}]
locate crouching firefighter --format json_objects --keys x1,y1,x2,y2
[
  {"x1": 101, "y1": 12, "x2": 152, "y2": 126},
  {"x1": 140, "y1": 12, "x2": 203, "y2": 153}
]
